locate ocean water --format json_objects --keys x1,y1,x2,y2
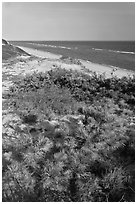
[
  {"x1": 11, "y1": 41, "x2": 135, "y2": 71},
  {"x1": 30, "y1": 41, "x2": 135, "y2": 53}
]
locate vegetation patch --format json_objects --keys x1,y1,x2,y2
[{"x1": 3, "y1": 68, "x2": 135, "y2": 202}]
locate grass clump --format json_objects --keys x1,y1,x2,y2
[{"x1": 3, "y1": 68, "x2": 135, "y2": 202}]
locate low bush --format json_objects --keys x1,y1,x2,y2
[{"x1": 3, "y1": 68, "x2": 135, "y2": 201}]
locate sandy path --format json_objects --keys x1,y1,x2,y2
[{"x1": 18, "y1": 46, "x2": 134, "y2": 78}]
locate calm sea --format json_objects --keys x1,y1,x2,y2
[{"x1": 11, "y1": 41, "x2": 135, "y2": 71}]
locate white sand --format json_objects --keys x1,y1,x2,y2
[{"x1": 80, "y1": 60, "x2": 134, "y2": 78}]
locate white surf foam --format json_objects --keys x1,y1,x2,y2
[{"x1": 92, "y1": 47, "x2": 135, "y2": 55}]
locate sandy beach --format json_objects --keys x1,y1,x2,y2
[
  {"x1": 17, "y1": 46, "x2": 62, "y2": 59},
  {"x1": 18, "y1": 46, "x2": 134, "y2": 78}
]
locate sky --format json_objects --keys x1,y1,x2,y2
[{"x1": 2, "y1": 2, "x2": 135, "y2": 41}]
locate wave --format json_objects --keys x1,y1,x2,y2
[
  {"x1": 26, "y1": 43, "x2": 135, "y2": 55},
  {"x1": 108, "y1": 49, "x2": 135, "y2": 55},
  {"x1": 92, "y1": 48, "x2": 104, "y2": 51},
  {"x1": 92, "y1": 47, "x2": 135, "y2": 55},
  {"x1": 27, "y1": 42, "x2": 72, "y2": 50}
]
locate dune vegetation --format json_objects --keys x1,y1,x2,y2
[
  {"x1": 3, "y1": 68, "x2": 135, "y2": 202},
  {"x1": 2, "y1": 43, "x2": 30, "y2": 61}
]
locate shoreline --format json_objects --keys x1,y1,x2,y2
[
  {"x1": 17, "y1": 46, "x2": 134, "y2": 79},
  {"x1": 17, "y1": 46, "x2": 62, "y2": 59},
  {"x1": 10, "y1": 41, "x2": 135, "y2": 71}
]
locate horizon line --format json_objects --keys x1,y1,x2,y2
[{"x1": 7, "y1": 39, "x2": 135, "y2": 42}]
